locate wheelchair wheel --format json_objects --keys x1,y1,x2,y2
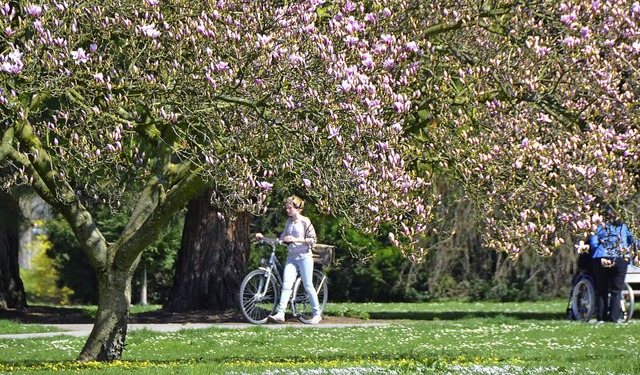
[
  {"x1": 622, "y1": 282, "x2": 635, "y2": 321},
  {"x1": 572, "y1": 278, "x2": 596, "y2": 322}
]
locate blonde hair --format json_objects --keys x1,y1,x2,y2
[{"x1": 285, "y1": 196, "x2": 305, "y2": 210}]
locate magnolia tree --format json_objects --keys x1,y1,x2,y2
[
  {"x1": 0, "y1": 0, "x2": 429, "y2": 361},
  {"x1": 397, "y1": 0, "x2": 640, "y2": 259}
]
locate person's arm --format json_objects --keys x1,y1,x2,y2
[{"x1": 302, "y1": 218, "x2": 317, "y2": 246}]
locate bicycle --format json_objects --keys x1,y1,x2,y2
[{"x1": 239, "y1": 237, "x2": 332, "y2": 324}]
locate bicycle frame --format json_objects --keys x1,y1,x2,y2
[{"x1": 256, "y1": 239, "x2": 284, "y2": 298}]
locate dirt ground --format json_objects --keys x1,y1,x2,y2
[{"x1": 0, "y1": 305, "x2": 372, "y2": 325}]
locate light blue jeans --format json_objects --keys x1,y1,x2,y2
[{"x1": 276, "y1": 255, "x2": 320, "y2": 316}]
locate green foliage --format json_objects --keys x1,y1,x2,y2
[
  {"x1": 43, "y1": 205, "x2": 184, "y2": 304},
  {"x1": 19, "y1": 235, "x2": 73, "y2": 305},
  {"x1": 307, "y1": 215, "x2": 418, "y2": 302},
  {"x1": 43, "y1": 215, "x2": 97, "y2": 304}
]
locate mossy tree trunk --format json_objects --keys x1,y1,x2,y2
[{"x1": 77, "y1": 268, "x2": 134, "y2": 361}]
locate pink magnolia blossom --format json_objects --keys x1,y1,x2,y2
[
  {"x1": 93, "y1": 73, "x2": 105, "y2": 84},
  {"x1": 256, "y1": 181, "x2": 273, "y2": 190},
  {"x1": 405, "y1": 41, "x2": 419, "y2": 53},
  {"x1": 140, "y1": 24, "x2": 160, "y2": 38},
  {"x1": 216, "y1": 61, "x2": 229, "y2": 71},
  {"x1": 26, "y1": 5, "x2": 43, "y2": 17},
  {"x1": 338, "y1": 80, "x2": 352, "y2": 92},
  {"x1": 71, "y1": 48, "x2": 89, "y2": 64},
  {"x1": 0, "y1": 50, "x2": 23, "y2": 74},
  {"x1": 327, "y1": 125, "x2": 340, "y2": 139},
  {"x1": 361, "y1": 53, "x2": 374, "y2": 69}
]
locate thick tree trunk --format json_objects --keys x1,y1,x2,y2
[
  {"x1": 165, "y1": 190, "x2": 251, "y2": 311},
  {"x1": 0, "y1": 191, "x2": 27, "y2": 309},
  {"x1": 77, "y1": 268, "x2": 133, "y2": 361}
]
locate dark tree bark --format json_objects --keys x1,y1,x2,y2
[
  {"x1": 165, "y1": 190, "x2": 251, "y2": 311},
  {"x1": 0, "y1": 191, "x2": 27, "y2": 309}
]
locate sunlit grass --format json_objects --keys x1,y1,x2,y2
[
  {"x1": 0, "y1": 319, "x2": 59, "y2": 335},
  {"x1": 2, "y1": 301, "x2": 640, "y2": 374}
]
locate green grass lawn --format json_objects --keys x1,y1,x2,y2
[
  {"x1": 2, "y1": 301, "x2": 640, "y2": 374},
  {"x1": 0, "y1": 319, "x2": 60, "y2": 335}
]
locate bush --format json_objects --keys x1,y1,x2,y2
[
  {"x1": 43, "y1": 204, "x2": 183, "y2": 305},
  {"x1": 20, "y1": 234, "x2": 73, "y2": 304}
]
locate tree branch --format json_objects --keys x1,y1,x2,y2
[
  {"x1": 113, "y1": 162, "x2": 209, "y2": 268},
  {"x1": 11, "y1": 119, "x2": 109, "y2": 272}
]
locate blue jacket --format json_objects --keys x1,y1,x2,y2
[{"x1": 589, "y1": 222, "x2": 635, "y2": 258}]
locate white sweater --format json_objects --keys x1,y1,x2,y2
[{"x1": 280, "y1": 216, "x2": 317, "y2": 260}]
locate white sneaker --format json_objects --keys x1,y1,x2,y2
[
  {"x1": 267, "y1": 312, "x2": 285, "y2": 324},
  {"x1": 309, "y1": 314, "x2": 322, "y2": 324}
]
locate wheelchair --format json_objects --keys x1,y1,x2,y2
[{"x1": 567, "y1": 265, "x2": 635, "y2": 322}]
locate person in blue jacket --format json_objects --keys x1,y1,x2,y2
[{"x1": 589, "y1": 206, "x2": 635, "y2": 323}]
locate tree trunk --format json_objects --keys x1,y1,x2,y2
[
  {"x1": 0, "y1": 191, "x2": 27, "y2": 309},
  {"x1": 165, "y1": 190, "x2": 251, "y2": 311},
  {"x1": 77, "y1": 268, "x2": 133, "y2": 361}
]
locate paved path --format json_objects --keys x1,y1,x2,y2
[{"x1": 0, "y1": 322, "x2": 390, "y2": 339}]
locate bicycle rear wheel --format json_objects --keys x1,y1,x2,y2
[
  {"x1": 292, "y1": 269, "x2": 328, "y2": 323},
  {"x1": 239, "y1": 269, "x2": 279, "y2": 324}
]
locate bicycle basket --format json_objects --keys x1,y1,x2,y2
[{"x1": 312, "y1": 244, "x2": 335, "y2": 266}]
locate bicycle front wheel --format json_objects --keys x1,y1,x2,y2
[
  {"x1": 239, "y1": 269, "x2": 280, "y2": 324},
  {"x1": 292, "y1": 269, "x2": 328, "y2": 323}
]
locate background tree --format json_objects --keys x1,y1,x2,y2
[
  {"x1": 400, "y1": 0, "x2": 640, "y2": 259},
  {"x1": 0, "y1": 190, "x2": 26, "y2": 309},
  {"x1": 165, "y1": 189, "x2": 251, "y2": 311},
  {"x1": 19, "y1": 230, "x2": 73, "y2": 304}
]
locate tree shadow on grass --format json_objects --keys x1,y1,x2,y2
[
  {"x1": 0, "y1": 305, "x2": 243, "y2": 324},
  {"x1": 0, "y1": 305, "x2": 94, "y2": 324},
  {"x1": 1, "y1": 305, "x2": 573, "y2": 324}
]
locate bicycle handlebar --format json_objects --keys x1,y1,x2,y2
[{"x1": 257, "y1": 237, "x2": 282, "y2": 245}]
